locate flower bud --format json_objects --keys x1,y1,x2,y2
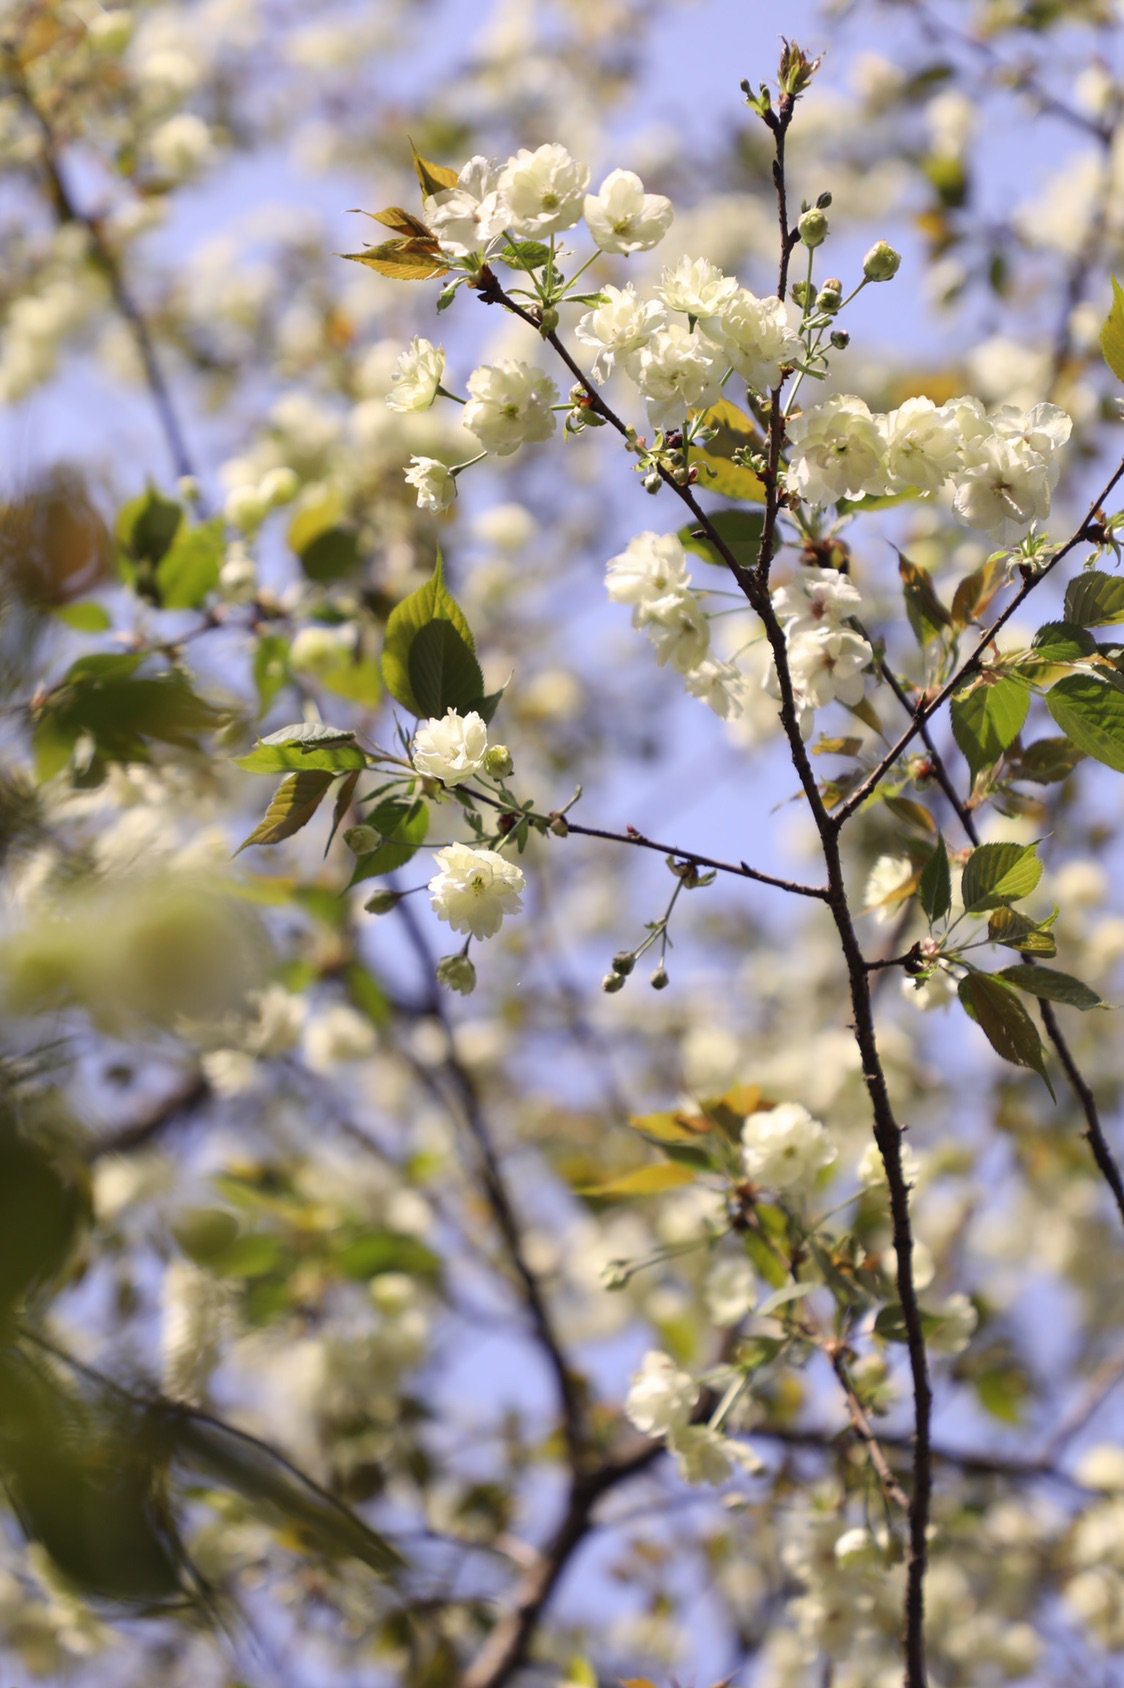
[
  {"x1": 650, "y1": 964, "x2": 669, "y2": 990},
  {"x1": 642, "y1": 471, "x2": 662, "y2": 494},
  {"x1": 863, "y1": 241, "x2": 901, "y2": 282},
  {"x1": 600, "y1": 1259, "x2": 633, "y2": 1290},
  {"x1": 436, "y1": 954, "x2": 477, "y2": 995},
  {"x1": 364, "y1": 890, "x2": 403, "y2": 915},
  {"x1": 791, "y1": 280, "x2": 817, "y2": 310},
  {"x1": 611, "y1": 951, "x2": 636, "y2": 976},
  {"x1": 602, "y1": 971, "x2": 626, "y2": 994},
  {"x1": 538, "y1": 306, "x2": 560, "y2": 335},
  {"x1": 817, "y1": 278, "x2": 843, "y2": 312},
  {"x1": 798, "y1": 208, "x2": 828, "y2": 249},
  {"x1": 344, "y1": 825, "x2": 381, "y2": 856},
  {"x1": 829, "y1": 328, "x2": 850, "y2": 350},
  {"x1": 483, "y1": 745, "x2": 514, "y2": 780},
  {"x1": 549, "y1": 813, "x2": 569, "y2": 837}
]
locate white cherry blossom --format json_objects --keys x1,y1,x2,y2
[
  {"x1": 424, "y1": 156, "x2": 507, "y2": 256},
  {"x1": 498, "y1": 144, "x2": 589, "y2": 235},
  {"x1": 404, "y1": 455, "x2": 456, "y2": 511},
  {"x1": 627, "y1": 323, "x2": 723, "y2": 429},
  {"x1": 428, "y1": 842, "x2": 525, "y2": 940},
  {"x1": 741, "y1": 1101, "x2": 837, "y2": 1193},
  {"x1": 463, "y1": 360, "x2": 558, "y2": 456},
  {"x1": 412, "y1": 709, "x2": 488, "y2": 786},
  {"x1": 583, "y1": 168, "x2": 673, "y2": 255},
  {"x1": 575, "y1": 284, "x2": 666, "y2": 382},
  {"x1": 786, "y1": 394, "x2": 888, "y2": 506},
  {"x1": 386, "y1": 337, "x2": 445, "y2": 413},
  {"x1": 716, "y1": 288, "x2": 803, "y2": 392},
  {"x1": 656, "y1": 255, "x2": 740, "y2": 320}
]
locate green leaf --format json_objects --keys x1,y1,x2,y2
[
  {"x1": 498, "y1": 240, "x2": 550, "y2": 271},
  {"x1": 1064, "y1": 570, "x2": 1124, "y2": 628},
  {"x1": 1009, "y1": 736, "x2": 1084, "y2": 785},
  {"x1": 677, "y1": 509, "x2": 764, "y2": 569},
  {"x1": 578, "y1": 1164, "x2": 698, "y2": 1198},
  {"x1": 957, "y1": 973, "x2": 1054, "y2": 1096},
  {"x1": 996, "y1": 965, "x2": 1103, "y2": 1011},
  {"x1": 335, "y1": 1231, "x2": 441, "y2": 1282},
  {"x1": 918, "y1": 833, "x2": 952, "y2": 924},
  {"x1": 381, "y1": 553, "x2": 476, "y2": 717},
  {"x1": 207, "y1": 1232, "x2": 284, "y2": 1278},
  {"x1": 115, "y1": 485, "x2": 183, "y2": 566},
  {"x1": 236, "y1": 771, "x2": 335, "y2": 851},
  {"x1": 987, "y1": 906, "x2": 1058, "y2": 957},
  {"x1": 238, "y1": 724, "x2": 367, "y2": 774},
  {"x1": 342, "y1": 238, "x2": 448, "y2": 280},
  {"x1": 1045, "y1": 673, "x2": 1124, "y2": 773},
  {"x1": 961, "y1": 841, "x2": 1042, "y2": 912},
  {"x1": 155, "y1": 520, "x2": 224, "y2": 609},
  {"x1": 407, "y1": 619, "x2": 485, "y2": 719},
  {"x1": 288, "y1": 489, "x2": 345, "y2": 556},
  {"x1": 898, "y1": 552, "x2": 951, "y2": 647},
  {"x1": 298, "y1": 525, "x2": 361, "y2": 585},
  {"x1": 253, "y1": 634, "x2": 290, "y2": 714},
  {"x1": 1100, "y1": 273, "x2": 1124, "y2": 384},
  {"x1": 950, "y1": 676, "x2": 1029, "y2": 778},
  {"x1": 52, "y1": 601, "x2": 112, "y2": 632},
  {"x1": 347, "y1": 797, "x2": 429, "y2": 884}
]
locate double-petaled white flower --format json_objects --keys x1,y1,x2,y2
[
  {"x1": 624, "y1": 1349, "x2": 698, "y2": 1437},
  {"x1": 428, "y1": 842, "x2": 525, "y2": 940},
  {"x1": 635, "y1": 589, "x2": 711, "y2": 672},
  {"x1": 716, "y1": 288, "x2": 803, "y2": 393},
  {"x1": 786, "y1": 394, "x2": 888, "y2": 507},
  {"x1": 424, "y1": 156, "x2": 507, "y2": 256},
  {"x1": 879, "y1": 396, "x2": 964, "y2": 493},
  {"x1": 951, "y1": 434, "x2": 1053, "y2": 543},
  {"x1": 404, "y1": 455, "x2": 456, "y2": 511},
  {"x1": 386, "y1": 337, "x2": 445, "y2": 413},
  {"x1": 498, "y1": 144, "x2": 589, "y2": 235},
  {"x1": 584, "y1": 169, "x2": 673, "y2": 255},
  {"x1": 627, "y1": 323, "x2": 723, "y2": 429},
  {"x1": 575, "y1": 283, "x2": 666, "y2": 383},
  {"x1": 741, "y1": 1101, "x2": 837, "y2": 1193},
  {"x1": 656, "y1": 255, "x2": 739, "y2": 321},
  {"x1": 412, "y1": 709, "x2": 488, "y2": 786},
  {"x1": 770, "y1": 569, "x2": 862, "y2": 633},
  {"x1": 605, "y1": 530, "x2": 692, "y2": 607},
  {"x1": 463, "y1": 360, "x2": 558, "y2": 456}
]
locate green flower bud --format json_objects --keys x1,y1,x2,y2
[
  {"x1": 863, "y1": 241, "x2": 901, "y2": 282},
  {"x1": 483, "y1": 745, "x2": 514, "y2": 779},
  {"x1": 791, "y1": 280, "x2": 817, "y2": 310},
  {"x1": 798, "y1": 208, "x2": 828, "y2": 249},
  {"x1": 817, "y1": 278, "x2": 843, "y2": 312},
  {"x1": 344, "y1": 825, "x2": 381, "y2": 856},
  {"x1": 611, "y1": 951, "x2": 636, "y2": 976},
  {"x1": 364, "y1": 890, "x2": 403, "y2": 915},
  {"x1": 538, "y1": 306, "x2": 560, "y2": 335},
  {"x1": 602, "y1": 971, "x2": 627, "y2": 994},
  {"x1": 436, "y1": 954, "x2": 477, "y2": 995}
]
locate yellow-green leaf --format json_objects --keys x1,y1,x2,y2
[
  {"x1": 1101, "y1": 274, "x2": 1124, "y2": 385},
  {"x1": 579, "y1": 1164, "x2": 698, "y2": 1198},
  {"x1": 236, "y1": 771, "x2": 334, "y2": 852},
  {"x1": 342, "y1": 238, "x2": 448, "y2": 281},
  {"x1": 411, "y1": 145, "x2": 459, "y2": 198}
]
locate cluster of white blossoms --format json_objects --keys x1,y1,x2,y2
[
  {"x1": 605, "y1": 530, "x2": 748, "y2": 719},
  {"x1": 623, "y1": 1350, "x2": 761, "y2": 1486},
  {"x1": 766, "y1": 568, "x2": 874, "y2": 737},
  {"x1": 787, "y1": 394, "x2": 1072, "y2": 544},
  {"x1": 576, "y1": 261, "x2": 801, "y2": 428},
  {"x1": 741, "y1": 1101, "x2": 837, "y2": 1194}
]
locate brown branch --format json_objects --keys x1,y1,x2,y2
[
  {"x1": 6, "y1": 51, "x2": 203, "y2": 491},
  {"x1": 833, "y1": 452, "x2": 1124, "y2": 829},
  {"x1": 391, "y1": 891, "x2": 587, "y2": 1469}
]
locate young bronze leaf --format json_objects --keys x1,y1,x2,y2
[
  {"x1": 237, "y1": 771, "x2": 334, "y2": 852},
  {"x1": 411, "y1": 145, "x2": 459, "y2": 198},
  {"x1": 342, "y1": 238, "x2": 448, "y2": 281},
  {"x1": 364, "y1": 206, "x2": 435, "y2": 238}
]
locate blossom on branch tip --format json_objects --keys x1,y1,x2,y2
[
  {"x1": 428, "y1": 842, "x2": 525, "y2": 940},
  {"x1": 386, "y1": 337, "x2": 445, "y2": 413},
  {"x1": 741, "y1": 1101, "x2": 837, "y2": 1193},
  {"x1": 412, "y1": 709, "x2": 488, "y2": 786},
  {"x1": 624, "y1": 1349, "x2": 698, "y2": 1437},
  {"x1": 463, "y1": 360, "x2": 558, "y2": 456},
  {"x1": 584, "y1": 168, "x2": 673, "y2": 255},
  {"x1": 498, "y1": 143, "x2": 589, "y2": 235},
  {"x1": 404, "y1": 455, "x2": 457, "y2": 511}
]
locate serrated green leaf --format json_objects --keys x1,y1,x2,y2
[
  {"x1": 1045, "y1": 673, "x2": 1124, "y2": 773},
  {"x1": 498, "y1": 240, "x2": 550, "y2": 271},
  {"x1": 407, "y1": 619, "x2": 484, "y2": 718},
  {"x1": 950, "y1": 676, "x2": 1030, "y2": 778},
  {"x1": 236, "y1": 771, "x2": 334, "y2": 851},
  {"x1": 957, "y1": 973, "x2": 1054, "y2": 1096},
  {"x1": 961, "y1": 841, "x2": 1042, "y2": 911},
  {"x1": 381, "y1": 553, "x2": 476, "y2": 717},
  {"x1": 238, "y1": 724, "x2": 367, "y2": 774},
  {"x1": 1064, "y1": 570, "x2": 1124, "y2": 628},
  {"x1": 298, "y1": 525, "x2": 361, "y2": 585},
  {"x1": 115, "y1": 485, "x2": 183, "y2": 566},
  {"x1": 987, "y1": 906, "x2": 1058, "y2": 956},
  {"x1": 1100, "y1": 273, "x2": 1124, "y2": 385},
  {"x1": 918, "y1": 833, "x2": 952, "y2": 924},
  {"x1": 1010, "y1": 736, "x2": 1084, "y2": 785},
  {"x1": 996, "y1": 965, "x2": 1102, "y2": 1011}
]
